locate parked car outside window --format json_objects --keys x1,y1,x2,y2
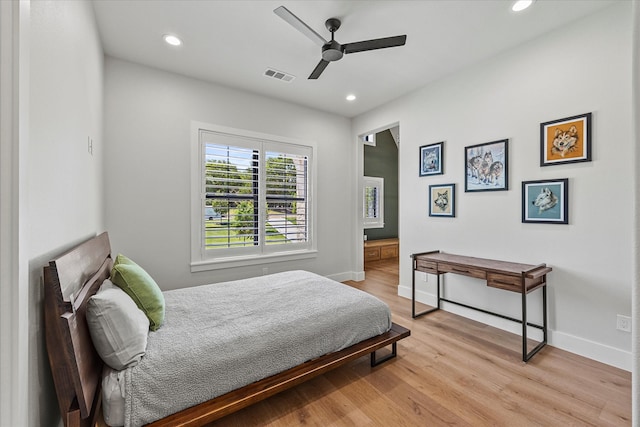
[{"x1": 205, "y1": 207, "x2": 221, "y2": 220}]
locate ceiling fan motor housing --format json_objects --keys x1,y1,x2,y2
[{"x1": 322, "y1": 40, "x2": 344, "y2": 61}]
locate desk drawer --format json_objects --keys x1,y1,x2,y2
[
  {"x1": 415, "y1": 259, "x2": 437, "y2": 274},
  {"x1": 487, "y1": 273, "x2": 521, "y2": 292},
  {"x1": 438, "y1": 263, "x2": 486, "y2": 279}
]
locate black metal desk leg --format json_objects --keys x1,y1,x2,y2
[
  {"x1": 412, "y1": 265, "x2": 416, "y2": 318},
  {"x1": 412, "y1": 269, "x2": 440, "y2": 318},
  {"x1": 523, "y1": 283, "x2": 548, "y2": 362},
  {"x1": 542, "y1": 282, "x2": 548, "y2": 343},
  {"x1": 522, "y1": 284, "x2": 528, "y2": 362}
]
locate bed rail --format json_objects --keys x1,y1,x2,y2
[{"x1": 148, "y1": 323, "x2": 410, "y2": 427}]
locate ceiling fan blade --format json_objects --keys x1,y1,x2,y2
[
  {"x1": 343, "y1": 35, "x2": 407, "y2": 54},
  {"x1": 274, "y1": 6, "x2": 327, "y2": 47},
  {"x1": 309, "y1": 59, "x2": 330, "y2": 79}
]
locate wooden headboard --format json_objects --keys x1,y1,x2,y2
[{"x1": 44, "y1": 232, "x2": 112, "y2": 427}]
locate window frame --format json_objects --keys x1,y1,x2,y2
[
  {"x1": 190, "y1": 121, "x2": 317, "y2": 272},
  {"x1": 363, "y1": 176, "x2": 385, "y2": 229}
]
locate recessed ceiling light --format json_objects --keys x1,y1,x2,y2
[
  {"x1": 346, "y1": 94, "x2": 356, "y2": 101},
  {"x1": 512, "y1": 0, "x2": 533, "y2": 12},
  {"x1": 163, "y1": 34, "x2": 182, "y2": 46}
]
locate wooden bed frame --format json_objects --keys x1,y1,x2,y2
[{"x1": 44, "y1": 232, "x2": 410, "y2": 427}]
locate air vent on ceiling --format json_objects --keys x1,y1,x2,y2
[{"x1": 264, "y1": 68, "x2": 295, "y2": 83}]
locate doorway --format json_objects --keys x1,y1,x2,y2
[{"x1": 361, "y1": 126, "x2": 399, "y2": 272}]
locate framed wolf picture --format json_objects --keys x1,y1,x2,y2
[
  {"x1": 522, "y1": 178, "x2": 569, "y2": 224},
  {"x1": 429, "y1": 183, "x2": 455, "y2": 217},
  {"x1": 465, "y1": 139, "x2": 508, "y2": 192},
  {"x1": 419, "y1": 142, "x2": 444, "y2": 177},
  {"x1": 540, "y1": 112, "x2": 592, "y2": 166}
]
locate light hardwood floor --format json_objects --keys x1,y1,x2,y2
[{"x1": 211, "y1": 259, "x2": 631, "y2": 426}]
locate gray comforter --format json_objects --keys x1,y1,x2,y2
[{"x1": 123, "y1": 270, "x2": 391, "y2": 426}]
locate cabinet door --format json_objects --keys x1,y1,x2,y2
[
  {"x1": 364, "y1": 247, "x2": 381, "y2": 262},
  {"x1": 380, "y1": 245, "x2": 398, "y2": 259}
]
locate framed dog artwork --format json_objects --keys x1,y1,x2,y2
[
  {"x1": 540, "y1": 112, "x2": 592, "y2": 166},
  {"x1": 419, "y1": 142, "x2": 444, "y2": 177},
  {"x1": 464, "y1": 139, "x2": 508, "y2": 192},
  {"x1": 429, "y1": 183, "x2": 455, "y2": 217},
  {"x1": 522, "y1": 178, "x2": 569, "y2": 224}
]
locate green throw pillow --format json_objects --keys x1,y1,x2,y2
[
  {"x1": 110, "y1": 258, "x2": 165, "y2": 331},
  {"x1": 113, "y1": 253, "x2": 137, "y2": 266}
]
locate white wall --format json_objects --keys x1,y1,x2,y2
[
  {"x1": 0, "y1": 1, "x2": 30, "y2": 425},
  {"x1": 27, "y1": 1, "x2": 104, "y2": 426},
  {"x1": 631, "y1": 1, "x2": 640, "y2": 421},
  {"x1": 353, "y1": 3, "x2": 633, "y2": 370},
  {"x1": 104, "y1": 58, "x2": 353, "y2": 290}
]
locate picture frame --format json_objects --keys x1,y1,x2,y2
[
  {"x1": 522, "y1": 178, "x2": 569, "y2": 224},
  {"x1": 429, "y1": 183, "x2": 455, "y2": 217},
  {"x1": 419, "y1": 142, "x2": 444, "y2": 177},
  {"x1": 465, "y1": 139, "x2": 508, "y2": 192},
  {"x1": 540, "y1": 112, "x2": 591, "y2": 166}
]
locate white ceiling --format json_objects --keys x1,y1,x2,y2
[{"x1": 92, "y1": 0, "x2": 615, "y2": 118}]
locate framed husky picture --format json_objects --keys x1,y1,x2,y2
[
  {"x1": 540, "y1": 112, "x2": 591, "y2": 166},
  {"x1": 465, "y1": 139, "x2": 508, "y2": 192},
  {"x1": 419, "y1": 142, "x2": 444, "y2": 176},
  {"x1": 522, "y1": 178, "x2": 569, "y2": 224},
  {"x1": 429, "y1": 183, "x2": 455, "y2": 217}
]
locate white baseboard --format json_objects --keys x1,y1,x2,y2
[
  {"x1": 398, "y1": 284, "x2": 631, "y2": 371},
  {"x1": 327, "y1": 271, "x2": 364, "y2": 283},
  {"x1": 549, "y1": 330, "x2": 631, "y2": 371}
]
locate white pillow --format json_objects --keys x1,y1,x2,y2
[
  {"x1": 101, "y1": 366, "x2": 126, "y2": 427},
  {"x1": 87, "y1": 279, "x2": 149, "y2": 370}
]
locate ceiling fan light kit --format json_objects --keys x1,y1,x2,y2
[{"x1": 274, "y1": 6, "x2": 407, "y2": 80}]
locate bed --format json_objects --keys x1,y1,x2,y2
[{"x1": 44, "y1": 232, "x2": 410, "y2": 427}]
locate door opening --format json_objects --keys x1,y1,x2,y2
[{"x1": 360, "y1": 125, "x2": 399, "y2": 272}]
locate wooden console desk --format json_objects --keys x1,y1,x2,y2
[{"x1": 411, "y1": 250, "x2": 552, "y2": 362}]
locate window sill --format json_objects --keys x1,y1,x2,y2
[
  {"x1": 364, "y1": 223, "x2": 385, "y2": 229},
  {"x1": 190, "y1": 249, "x2": 318, "y2": 272}
]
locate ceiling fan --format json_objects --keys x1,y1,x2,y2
[{"x1": 274, "y1": 6, "x2": 407, "y2": 80}]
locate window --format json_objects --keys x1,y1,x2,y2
[
  {"x1": 191, "y1": 122, "x2": 316, "y2": 271},
  {"x1": 363, "y1": 176, "x2": 384, "y2": 229},
  {"x1": 361, "y1": 133, "x2": 376, "y2": 146}
]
